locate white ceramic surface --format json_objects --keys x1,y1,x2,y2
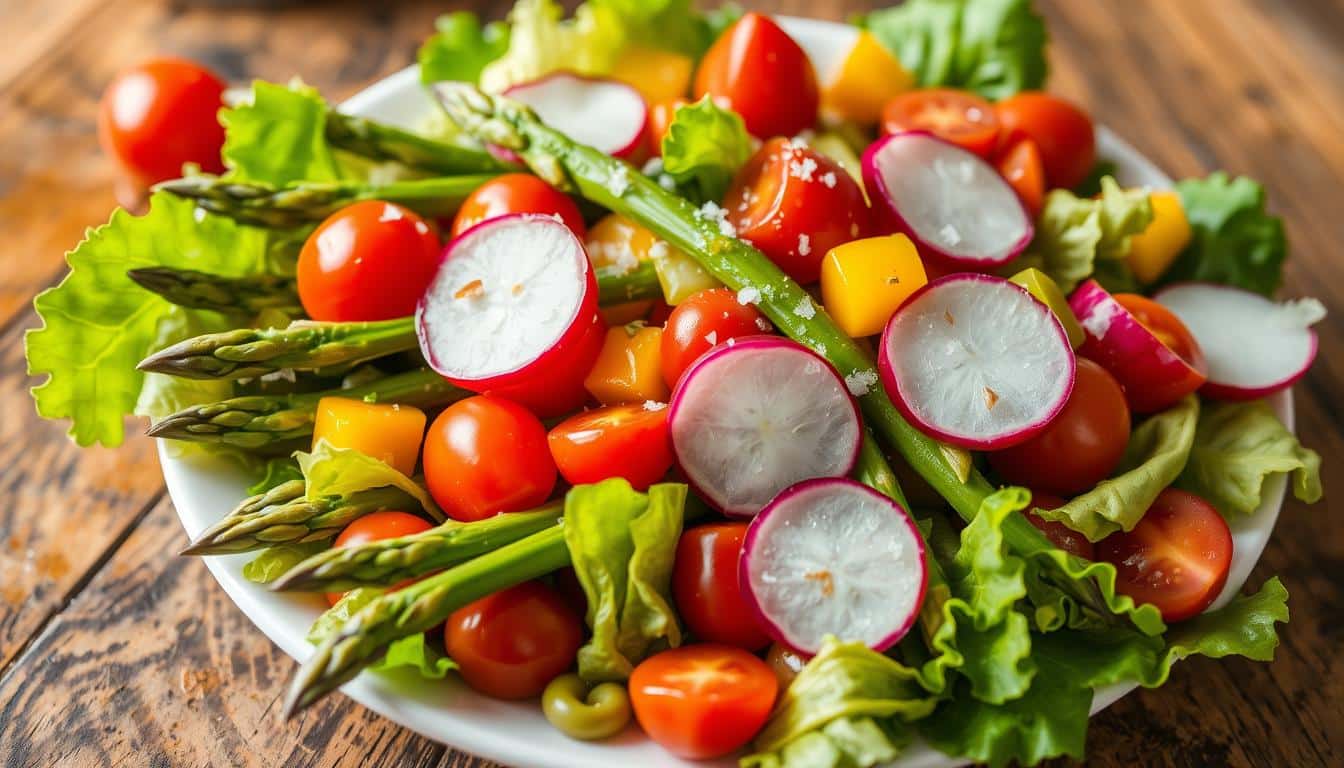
[{"x1": 162, "y1": 16, "x2": 1293, "y2": 768}]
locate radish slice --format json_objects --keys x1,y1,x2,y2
[
  {"x1": 504, "y1": 72, "x2": 648, "y2": 160},
  {"x1": 862, "y1": 131, "x2": 1032, "y2": 270},
  {"x1": 668, "y1": 337, "x2": 861, "y2": 518},
  {"x1": 1155, "y1": 283, "x2": 1324, "y2": 400},
  {"x1": 878, "y1": 274, "x2": 1075, "y2": 450},
  {"x1": 740, "y1": 478, "x2": 927, "y2": 654}
]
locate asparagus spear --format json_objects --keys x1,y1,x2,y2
[
  {"x1": 128, "y1": 267, "x2": 302, "y2": 316},
  {"x1": 325, "y1": 112, "x2": 516, "y2": 176}
]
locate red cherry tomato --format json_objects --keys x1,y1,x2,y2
[
  {"x1": 694, "y1": 13, "x2": 819, "y2": 139},
  {"x1": 880, "y1": 89, "x2": 1001, "y2": 159},
  {"x1": 660, "y1": 288, "x2": 773, "y2": 389},
  {"x1": 995, "y1": 92, "x2": 1097, "y2": 190},
  {"x1": 996, "y1": 138, "x2": 1046, "y2": 218},
  {"x1": 1111, "y1": 293, "x2": 1209, "y2": 413},
  {"x1": 672, "y1": 523, "x2": 772, "y2": 650},
  {"x1": 724, "y1": 137, "x2": 870, "y2": 284},
  {"x1": 98, "y1": 57, "x2": 227, "y2": 187},
  {"x1": 1023, "y1": 492, "x2": 1094, "y2": 560},
  {"x1": 547, "y1": 403, "x2": 675, "y2": 490},
  {"x1": 648, "y1": 98, "x2": 691, "y2": 156},
  {"x1": 451, "y1": 174, "x2": 587, "y2": 240},
  {"x1": 1095, "y1": 488, "x2": 1233, "y2": 623},
  {"x1": 326, "y1": 511, "x2": 433, "y2": 606},
  {"x1": 422, "y1": 396, "x2": 557, "y2": 522},
  {"x1": 990, "y1": 359, "x2": 1132, "y2": 496},
  {"x1": 629, "y1": 644, "x2": 778, "y2": 759},
  {"x1": 445, "y1": 581, "x2": 584, "y2": 699},
  {"x1": 296, "y1": 200, "x2": 440, "y2": 322}
]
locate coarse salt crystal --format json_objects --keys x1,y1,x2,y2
[
  {"x1": 788, "y1": 157, "x2": 818, "y2": 181},
  {"x1": 737, "y1": 286, "x2": 761, "y2": 305},
  {"x1": 606, "y1": 164, "x2": 631, "y2": 197},
  {"x1": 844, "y1": 369, "x2": 879, "y2": 397},
  {"x1": 821, "y1": 171, "x2": 837, "y2": 188},
  {"x1": 642, "y1": 157, "x2": 665, "y2": 176},
  {"x1": 658, "y1": 174, "x2": 678, "y2": 191},
  {"x1": 797, "y1": 234, "x2": 811, "y2": 256},
  {"x1": 648, "y1": 240, "x2": 669, "y2": 260},
  {"x1": 704, "y1": 330, "x2": 718, "y2": 345},
  {"x1": 793, "y1": 298, "x2": 816, "y2": 319},
  {"x1": 643, "y1": 400, "x2": 668, "y2": 411}
]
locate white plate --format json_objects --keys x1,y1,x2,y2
[{"x1": 163, "y1": 16, "x2": 1293, "y2": 768}]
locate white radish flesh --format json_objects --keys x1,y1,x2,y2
[{"x1": 503, "y1": 73, "x2": 648, "y2": 160}]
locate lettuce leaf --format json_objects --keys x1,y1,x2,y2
[
  {"x1": 591, "y1": 0, "x2": 714, "y2": 58},
  {"x1": 1177, "y1": 400, "x2": 1322, "y2": 516},
  {"x1": 242, "y1": 541, "x2": 326, "y2": 584},
  {"x1": 744, "y1": 717, "x2": 908, "y2": 768},
  {"x1": 247, "y1": 456, "x2": 304, "y2": 495},
  {"x1": 296, "y1": 439, "x2": 442, "y2": 521},
  {"x1": 1165, "y1": 173, "x2": 1287, "y2": 296},
  {"x1": 1014, "y1": 176, "x2": 1153, "y2": 293},
  {"x1": 1020, "y1": 545, "x2": 1166, "y2": 636},
  {"x1": 220, "y1": 81, "x2": 345, "y2": 185},
  {"x1": 660, "y1": 96, "x2": 753, "y2": 204},
  {"x1": 307, "y1": 588, "x2": 457, "y2": 679},
  {"x1": 418, "y1": 12, "x2": 511, "y2": 85},
  {"x1": 478, "y1": 0, "x2": 626, "y2": 93}
]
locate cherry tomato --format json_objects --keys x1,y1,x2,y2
[
  {"x1": 1023, "y1": 492, "x2": 1094, "y2": 560},
  {"x1": 724, "y1": 137, "x2": 870, "y2": 284},
  {"x1": 326, "y1": 511, "x2": 433, "y2": 606},
  {"x1": 548, "y1": 404, "x2": 675, "y2": 490},
  {"x1": 98, "y1": 57, "x2": 227, "y2": 187},
  {"x1": 996, "y1": 138, "x2": 1046, "y2": 218},
  {"x1": 1095, "y1": 488, "x2": 1233, "y2": 623},
  {"x1": 995, "y1": 92, "x2": 1097, "y2": 190},
  {"x1": 445, "y1": 581, "x2": 584, "y2": 699},
  {"x1": 629, "y1": 644, "x2": 778, "y2": 759},
  {"x1": 660, "y1": 288, "x2": 773, "y2": 389},
  {"x1": 672, "y1": 523, "x2": 772, "y2": 650},
  {"x1": 648, "y1": 98, "x2": 690, "y2": 156},
  {"x1": 296, "y1": 200, "x2": 440, "y2": 322},
  {"x1": 451, "y1": 174, "x2": 587, "y2": 240},
  {"x1": 1110, "y1": 293, "x2": 1209, "y2": 413},
  {"x1": 694, "y1": 13, "x2": 819, "y2": 139},
  {"x1": 990, "y1": 359, "x2": 1132, "y2": 496},
  {"x1": 422, "y1": 396, "x2": 557, "y2": 522},
  {"x1": 881, "y1": 89, "x2": 1001, "y2": 159}
]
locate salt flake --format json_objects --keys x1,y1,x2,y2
[
  {"x1": 793, "y1": 298, "x2": 816, "y2": 319},
  {"x1": 844, "y1": 369, "x2": 879, "y2": 397},
  {"x1": 737, "y1": 286, "x2": 762, "y2": 305}
]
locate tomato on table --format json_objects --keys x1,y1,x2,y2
[
  {"x1": 445, "y1": 581, "x2": 584, "y2": 699},
  {"x1": 1023, "y1": 491, "x2": 1094, "y2": 560},
  {"x1": 422, "y1": 396, "x2": 557, "y2": 522},
  {"x1": 548, "y1": 403, "x2": 675, "y2": 490},
  {"x1": 660, "y1": 288, "x2": 773, "y2": 389},
  {"x1": 1113, "y1": 293, "x2": 1208, "y2": 412},
  {"x1": 672, "y1": 523, "x2": 772, "y2": 650},
  {"x1": 647, "y1": 98, "x2": 690, "y2": 156},
  {"x1": 450, "y1": 174, "x2": 587, "y2": 240},
  {"x1": 996, "y1": 138, "x2": 1046, "y2": 218},
  {"x1": 326, "y1": 511, "x2": 433, "y2": 606},
  {"x1": 694, "y1": 13, "x2": 819, "y2": 139},
  {"x1": 629, "y1": 644, "x2": 778, "y2": 759},
  {"x1": 880, "y1": 89, "x2": 1001, "y2": 159},
  {"x1": 1095, "y1": 488, "x2": 1233, "y2": 622},
  {"x1": 98, "y1": 57, "x2": 227, "y2": 187},
  {"x1": 995, "y1": 92, "x2": 1096, "y2": 190}
]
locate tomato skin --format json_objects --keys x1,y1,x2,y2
[
  {"x1": 881, "y1": 89, "x2": 1001, "y2": 159},
  {"x1": 445, "y1": 581, "x2": 584, "y2": 700},
  {"x1": 1095, "y1": 488, "x2": 1233, "y2": 623},
  {"x1": 648, "y1": 98, "x2": 691, "y2": 156},
  {"x1": 694, "y1": 13, "x2": 819, "y2": 139},
  {"x1": 422, "y1": 396, "x2": 557, "y2": 522},
  {"x1": 672, "y1": 524, "x2": 772, "y2": 651},
  {"x1": 725, "y1": 137, "x2": 871, "y2": 284},
  {"x1": 326, "y1": 511, "x2": 433, "y2": 606},
  {"x1": 629, "y1": 644, "x2": 778, "y2": 759},
  {"x1": 995, "y1": 92, "x2": 1096, "y2": 189},
  {"x1": 660, "y1": 288, "x2": 773, "y2": 389},
  {"x1": 990, "y1": 359, "x2": 1132, "y2": 496},
  {"x1": 1106, "y1": 293, "x2": 1208, "y2": 413},
  {"x1": 451, "y1": 174, "x2": 587, "y2": 240},
  {"x1": 996, "y1": 138, "x2": 1046, "y2": 218},
  {"x1": 548, "y1": 404, "x2": 675, "y2": 490},
  {"x1": 98, "y1": 57, "x2": 227, "y2": 187},
  {"x1": 1023, "y1": 492, "x2": 1094, "y2": 560}
]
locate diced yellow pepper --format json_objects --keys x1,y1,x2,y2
[
  {"x1": 1008, "y1": 267, "x2": 1086, "y2": 349},
  {"x1": 1127, "y1": 191, "x2": 1192, "y2": 284},
  {"x1": 611, "y1": 46, "x2": 694, "y2": 106},
  {"x1": 821, "y1": 32, "x2": 915, "y2": 124},
  {"x1": 583, "y1": 325, "x2": 670, "y2": 406},
  {"x1": 313, "y1": 397, "x2": 427, "y2": 476},
  {"x1": 588, "y1": 214, "x2": 657, "y2": 324},
  {"x1": 820, "y1": 234, "x2": 928, "y2": 338},
  {"x1": 650, "y1": 240, "x2": 722, "y2": 304}
]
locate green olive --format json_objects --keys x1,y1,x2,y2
[{"x1": 541, "y1": 673, "x2": 632, "y2": 740}]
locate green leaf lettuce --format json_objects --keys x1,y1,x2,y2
[
  {"x1": 661, "y1": 96, "x2": 753, "y2": 204},
  {"x1": 1015, "y1": 176, "x2": 1153, "y2": 293},
  {"x1": 220, "y1": 81, "x2": 345, "y2": 185},
  {"x1": 296, "y1": 439, "x2": 443, "y2": 521},
  {"x1": 418, "y1": 12, "x2": 512, "y2": 85},
  {"x1": 1165, "y1": 172, "x2": 1287, "y2": 296}
]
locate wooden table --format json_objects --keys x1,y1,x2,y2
[{"x1": 0, "y1": 1, "x2": 1339, "y2": 765}]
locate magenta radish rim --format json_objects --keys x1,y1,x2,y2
[
  {"x1": 502, "y1": 70, "x2": 649, "y2": 160},
  {"x1": 667, "y1": 336, "x2": 863, "y2": 517},
  {"x1": 877, "y1": 273, "x2": 1076, "y2": 450},
  {"x1": 861, "y1": 130, "x2": 1034, "y2": 270},
  {"x1": 738, "y1": 477, "x2": 928, "y2": 655}
]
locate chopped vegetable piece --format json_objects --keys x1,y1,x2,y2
[
  {"x1": 995, "y1": 91, "x2": 1097, "y2": 190},
  {"x1": 504, "y1": 72, "x2": 650, "y2": 162},
  {"x1": 821, "y1": 234, "x2": 929, "y2": 338},
  {"x1": 584, "y1": 325, "x2": 670, "y2": 405},
  {"x1": 649, "y1": 237, "x2": 723, "y2": 304},
  {"x1": 587, "y1": 214, "x2": 661, "y2": 323},
  {"x1": 822, "y1": 31, "x2": 915, "y2": 124},
  {"x1": 659, "y1": 287, "x2": 772, "y2": 389},
  {"x1": 548, "y1": 403, "x2": 674, "y2": 490},
  {"x1": 312, "y1": 398, "x2": 426, "y2": 476},
  {"x1": 1127, "y1": 191, "x2": 1192, "y2": 284},
  {"x1": 611, "y1": 45, "x2": 695, "y2": 105},
  {"x1": 1007, "y1": 267, "x2": 1085, "y2": 348},
  {"x1": 694, "y1": 13, "x2": 819, "y2": 139},
  {"x1": 881, "y1": 88, "x2": 1001, "y2": 159},
  {"x1": 996, "y1": 138, "x2": 1046, "y2": 218}
]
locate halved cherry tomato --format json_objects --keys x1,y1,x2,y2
[
  {"x1": 629, "y1": 644, "x2": 778, "y2": 759},
  {"x1": 672, "y1": 523, "x2": 771, "y2": 650},
  {"x1": 881, "y1": 89, "x2": 1001, "y2": 159},
  {"x1": 548, "y1": 404, "x2": 674, "y2": 490},
  {"x1": 1095, "y1": 488, "x2": 1233, "y2": 623},
  {"x1": 326, "y1": 511, "x2": 433, "y2": 606},
  {"x1": 1113, "y1": 293, "x2": 1209, "y2": 412},
  {"x1": 660, "y1": 288, "x2": 773, "y2": 389},
  {"x1": 648, "y1": 97, "x2": 690, "y2": 156},
  {"x1": 725, "y1": 137, "x2": 871, "y2": 284},
  {"x1": 694, "y1": 13, "x2": 819, "y2": 139},
  {"x1": 996, "y1": 138, "x2": 1046, "y2": 218},
  {"x1": 422, "y1": 396, "x2": 557, "y2": 522},
  {"x1": 990, "y1": 359, "x2": 1132, "y2": 496},
  {"x1": 1023, "y1": 492, "x2": 1094, "y2": 560},
  {"x1": 98, "y1": 57, "x2": 227, "y2": 187},
  {"x1": 995, "y1": 92, "x2": 1096, "y2": 190},
  {"x1": 297, "y1": 200, "x2": 441, "y2": 322},
  {"x1": 445, "y1": 581, "x2": 584, "y2": 699},
  {"x1": 451, "y1": 174, "x2": 587, "y2": 240}
]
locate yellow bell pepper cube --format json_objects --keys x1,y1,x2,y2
[
  {"x1": 650, "y1": 240, "x2": 722, "y2": 304},
  {"x1": 587, "y1": 213, "x2": 659, "y2": 324},
  {"x1": 821, "y1": 234, "x2": 928, "y2": 338},
  {"x1": 1127, "y1": 190, "x2": 1192, "y2": 285},
  {"x1": 611, "y1": 46, "x2": 694, "y2": 105},
  {"x1": 584, "y1": 325, "x2": 670, "y2": 406},
  {"x1": 1008, "y1": 267, "x2": 1086, "y2": 349},
  {"x1": 821, "y1": 32, "x2": 915, "y2": 124},
  {"x1": 313, "y1": 397, "x2": 427, "y2": 476}
]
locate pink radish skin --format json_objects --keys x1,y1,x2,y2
[
  {"x1": 862, "y1": 131, "x2": 1033, "y2": 271},
  {"x1": 668, "y1": 337, "x2": 862, "y2": 518},
  {"x1": 739, "y1": 478, "x2": 927, "y2": 655},
  {"x1": 1154, "y1": 282, "x2": 1323, "y2": 400},
  {"x1": 878, "y1": 274, "x2": 1075, "y2": 450},
  {"x1": 503, "y1": 72, "x2": 649, "y2": 160}
]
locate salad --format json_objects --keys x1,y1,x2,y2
[{"x1": 28, "y1": 0, "x2": 1325, "y2": 765}]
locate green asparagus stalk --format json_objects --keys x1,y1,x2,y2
[
  {"x1": 128, "y1": 267, "x2": 302, "y2": 316},
  {"x1": 596, "y1": 261, "x2": 662, "y2": 305},
  {"x1": 325, "y1": 112, "x2": 516, "y2": 175}
]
